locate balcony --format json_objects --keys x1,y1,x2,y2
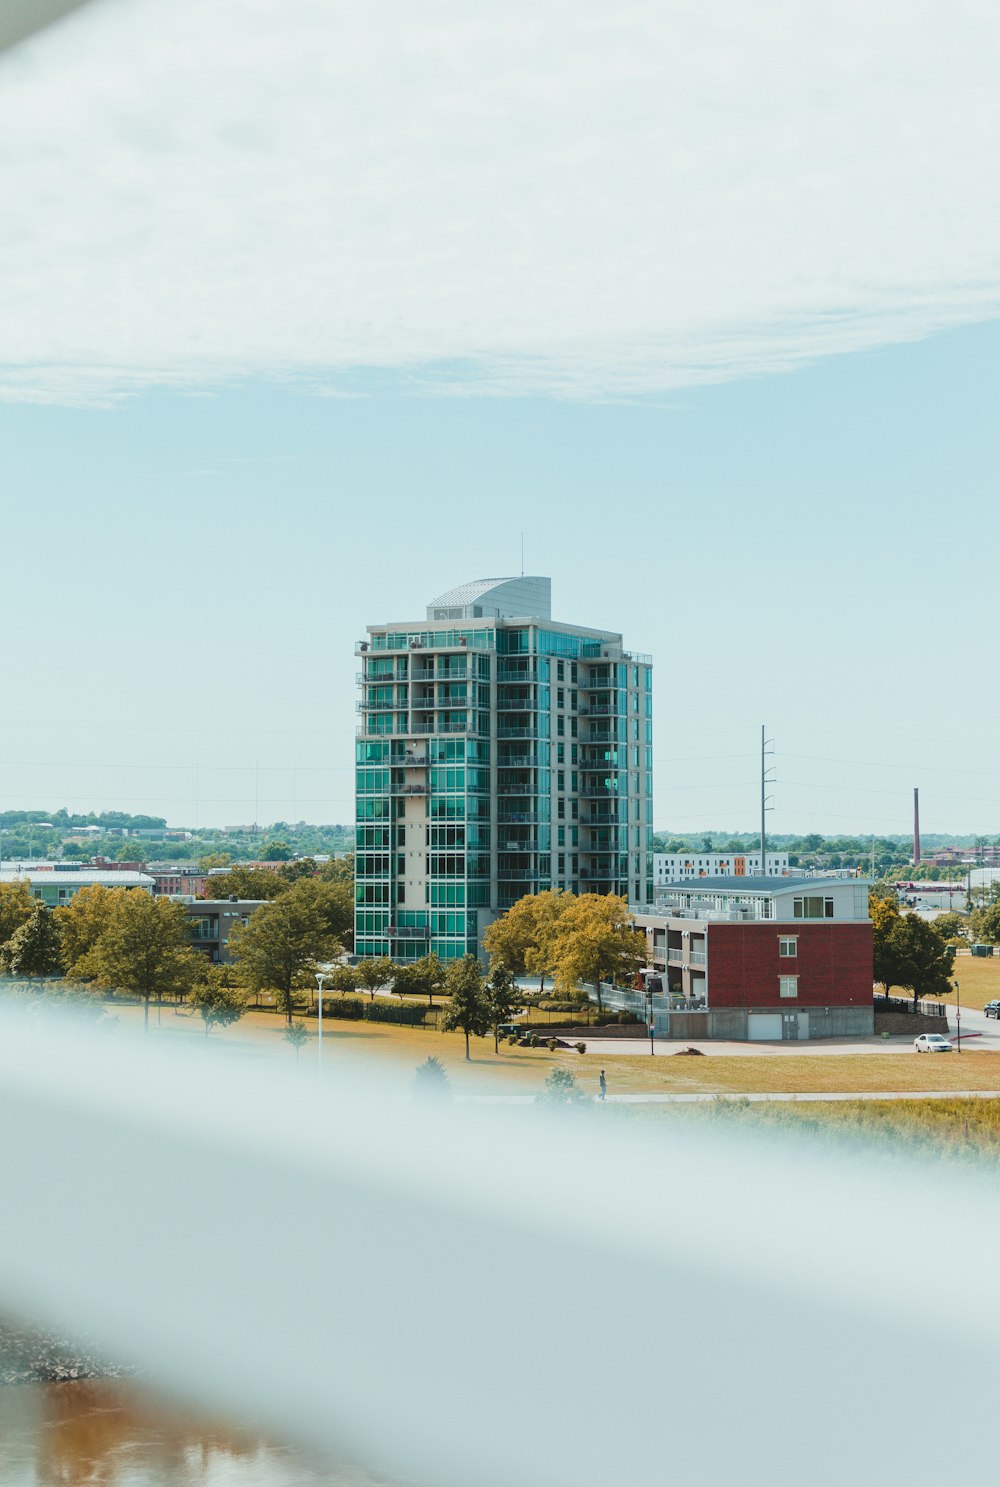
[
  {"x1": 399, "y1": 754, "x2": 429, "y2": 768},
  {"x1": 497, "y1": 783, "x2": 534, "y2": 796},
  {"x1": 497, "y1": 810, "x2": 541, "y2": 823},
  {"x1": 578, "y1": 704, "x2": 617, "y2": 717},
  {"x1": 389, "y1": 783, "x2": 428, "y2": 796},
  {"x1": 496, "y1": 868, "x2": 540, "y2": 881},
  {"x1": 388, "y1": 925, "x2": 430, "y2": 940},
  {"x1": 690, "y1": 949, "x2": 707, "y2": 966},
  {"x1": 497, "y1": 725, "x2": 538, "y2": 739}
]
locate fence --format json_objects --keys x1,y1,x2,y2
[{"x1": 874, "y1": 993, "x2": 947, "y2": 1018}]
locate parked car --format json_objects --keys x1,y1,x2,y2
[
  {"x1": 914, "y1": 1033, "x2": 953, "y2": 1052},
  {"x1": 985, "y1": 1001, "x2": 1000, "y2": 1019}
]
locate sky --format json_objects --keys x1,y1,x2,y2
[{"x1": 1, "y1": 0, "x2": 999, "y2": 837}]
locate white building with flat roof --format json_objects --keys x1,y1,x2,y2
[{"x1": 654, "y1": 850, "x2": 790, "y2": 886}]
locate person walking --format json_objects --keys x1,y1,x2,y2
[{"x1": 599, "y1": 1068, "x2": 607, "y2": 1102}]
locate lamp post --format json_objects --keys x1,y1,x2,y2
[
  {"x1": 315, "y1": 971, "x2": 329, "y2": 1067},
  {"x1": 646, "y1": 980, "x2": 655, "y2": 1057},
  {"x1": 954, "y1": 977, "x2": 961, "y2": 1054}
]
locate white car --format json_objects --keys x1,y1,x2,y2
[{"x1": 914, "y1": 1033, "x2": 953, "y2": 1053}]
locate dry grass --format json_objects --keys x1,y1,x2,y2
[
  {"x1": 614, "y1": 1097, "x2": 1000, "y2": 1165},
  {"x1": 108, "y1": 1002, "x2": 1000, "y2": 1097}
]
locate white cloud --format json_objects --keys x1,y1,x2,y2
[{"x1": 1, "y1": 0, "x2": 999, "y2": 403}]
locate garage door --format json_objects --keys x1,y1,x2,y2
[{"x1": 747, "y1": 1013, "x2": 782, "y2": 1041}]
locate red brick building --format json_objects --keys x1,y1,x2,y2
[{"x1": 635, "y1": 877, "x2": 874, "y2": 1041}]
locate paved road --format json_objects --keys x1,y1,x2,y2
[{"x1": 571, "y1": 1005, "x2": 1000, "y2": 1059}]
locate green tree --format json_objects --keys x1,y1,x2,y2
[
  {"x1": 197, "y1": 852, "x2": 231, "y2": 871},
  {"x1": 262, "y1": 839, "x2": 293, "y2": 861},
  {"x1": 328, "y1": 964, "x2": 357, "y2": 996},
  {"x1": 1, "y1": 904, "x2": 62, "y2": 985},
  {"x1": 885, "y1": 914, "x2": 956, "y2": 1011},
  {"x1": 970, "y1": 899, "x2": 1000, "y2": 944},
  {"x1": 188, "y1": 966, "x2": 249, "y2": 1038},
  {"x1": 54, "y1": 884, "x2": 122, "y2": 975},
  {"x1": 228, "y1": 882, "x2": 341, "y2": 1025},
  {"x1": 202, "y1": 866, "x2": 286, "y2": 901},
  {"x1": 441, "y1": 955, "x2": 490, "y2": 1060},
  {"x1": 355, "y1": 956, "x2": 392, "y2": 1001},
  {"x1": 0, "y1": 880, "x2": 35, "y2": 947},
  {"x1": 391, "y1": 953, "x2": 445, "y2": 1007},
  {"x1": 79, "y1": 893, "x2": 202, "y2": 1031},
  {"x1": 552, "y1": 894, "x2": 646, "y2": 1016},
  {"x1": 284, "y1": 1019, "x2": 310, "y2": 1062},
  {"x1": 483, "y1": 889, "x2": 571, "y2": 993},
  {"x1": 933, "y1": 912, "x2": 970, "y2": 946},
  {"x1": 486, "y1": 963, "x2": 520, "y2": 1053}
]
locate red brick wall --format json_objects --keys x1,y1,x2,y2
[{"x1": 705, "y1": 922, "x2": 873, "y2": 1008}]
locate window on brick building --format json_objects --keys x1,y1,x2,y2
[
  {"x1": 779, "y1": 936, "x2": 798, "y2": 957},
  {"x1": 779, "y1": 976, "x2": 798, "y2": 998}
]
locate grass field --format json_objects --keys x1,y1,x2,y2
[
  {"x1": 951, "y1": 953, "x2": 1000, "y2": 1011},
  {"x1": 617, "y1": 1096, "x2": 1000, "y2": 1164},
  {"x1": 111, "y1": 1002, "x2": 1000, "y2": 1097}
]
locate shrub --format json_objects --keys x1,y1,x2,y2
[
  {"x1": 539, "y1": 1067, "x2": 588, "y2": 1106},
  {"x1": 507, "y1": 1033, "x2": 518, "y2": 1045},
  {"x1": 575, "y1": 1041, "x2": 587, "y2": 1054},
  {"x1": 322, "y1": 995, "x2": 426, "y2": 1027},
  {"x1": 413, "y1": 1055, "x2": 451, "y2": 1102},
  {"x1": 547, "y1": 1037, "x2": 558, "y2": 1051}
]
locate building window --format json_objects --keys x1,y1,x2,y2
[
  {"x1": 779, "y1": 976, "x2": 798, "y2": 999},
  {"x1": 793, "y1": 896, "x2": 834, "y2": 919},
  {"x1": 779, "y1": 937, "x2": 798, "y2": 958}
]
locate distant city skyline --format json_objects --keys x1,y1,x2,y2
[{"x1": 2, "y1": 3, "x2": 998, "y2": 835}]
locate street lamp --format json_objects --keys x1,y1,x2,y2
[
  {"x1": 646, "y1": 979, "x2": 656, "y2": 1057},
  {"x1": 315, "y1": 971, "x2": 329, "y2": 1067},
  {"x1": 954, "y1": 977, "x2": 961, "y2": 1054}
]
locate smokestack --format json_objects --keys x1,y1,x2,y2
[{"x1": 913, "y1": 787, "x2": 921, "y2": 865}]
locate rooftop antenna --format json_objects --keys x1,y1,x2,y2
[
  {"x1": 761, "y1": 725, "x2": 775, "y2": 872},
  {"x1": 520, "y1": 531, "x2": 524, "y2": 578},
  {"x1": 913, "y1": 787, "x2": 921, "y2": 865}
]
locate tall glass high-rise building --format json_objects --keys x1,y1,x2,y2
[{"x1": 354, "y1": 577, "x2": 653, "y2": 963}]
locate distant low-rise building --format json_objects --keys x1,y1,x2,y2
[
  {"x1": 148, "y1": 865, "x2": 209, "y2": 898},
  {"x1": 654, "y1": 850, "x2": 790, "y2": 885},
  {"x1": 635, "y1": 877, "x2": 874, "y2": 1042},
  {"x1": 0, "y1": 866, "x2": 154, "y2": 907},
  {"x1": 184, "y1": 900, "x2": 266, "y2": 963}
]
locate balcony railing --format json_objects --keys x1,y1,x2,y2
[
  {"x1": 497, "y1": 725, "x2": 538, "y2": 739},
  {"x1": 578, "y1": 704, "x2": 617, "y2": 717},
  {"x1": 389, "y1": 783, "x2": 428, "y2": 796}
]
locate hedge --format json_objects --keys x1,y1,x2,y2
[{"x1": 324, "y1": 996, "x2": 428, "y2": 1027}]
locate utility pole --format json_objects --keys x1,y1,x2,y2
[{"x1": 760, "y1": 726, "x2": 775, "y2": 874}]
